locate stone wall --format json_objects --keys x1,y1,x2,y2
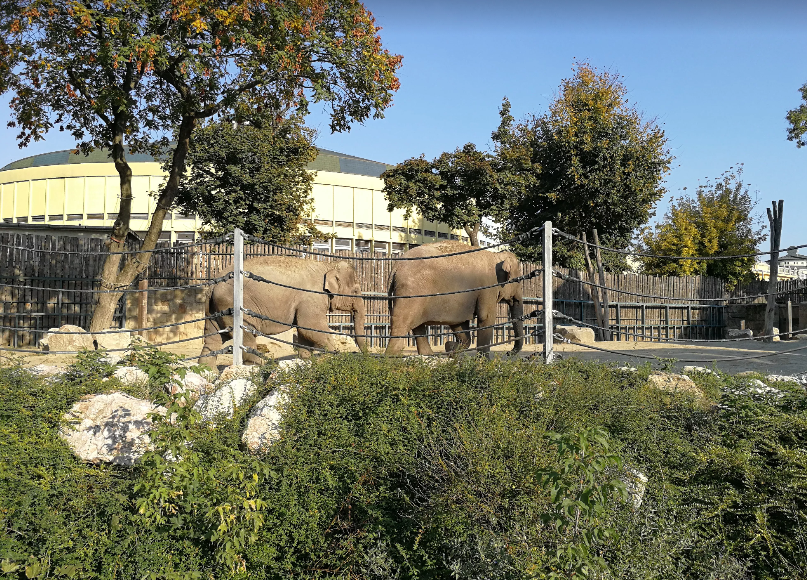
[{"x1": 726, "y1": 300, "x2": 805, "y2": 335}]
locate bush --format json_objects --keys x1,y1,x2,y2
[{"x1": 1, "y1": 354, "x2": 806, "y2": 578}]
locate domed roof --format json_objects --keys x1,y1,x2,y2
[{"x1": 1, "y1": 147, "x2": 390, "y2": 178}]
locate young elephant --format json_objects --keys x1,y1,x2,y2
[
  {"x1": 384, "y1": 241, "x2": 525, "y2": 358},
  {"x1": 199, "y1": 256, "x2": 367, "y2": 367}
]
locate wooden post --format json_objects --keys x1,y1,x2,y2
[
  {"x1": 787, "y1": 299, "x2": 793, "y2": 339},
  {"x1": 137, "y1": 279, "x2": 148, "y2": 337},
  {"x1": 582, "y1": 232, "x2": 604, "y2": 340},
  {"x1": 764, "y1": 201, "x2": 784, "y2": 343},
  {"x1": 233, "y1": 228, "x2": 244, "y2": 365},
  {"x1": 592, "y1": 229, "x2": 611, "y2": 340},
  {"x1": 543, "y1": 221, "x2": 554, "y2": 363}
]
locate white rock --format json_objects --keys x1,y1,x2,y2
[
  {"x1": 38, "y1": 328, "x2": 61, "y2": 348},
  {"x1": 276, "y1": 358, "x2": 311, "y2": 372},
  {"x1": 241, "y1": 389, "x2": 288, "y2": 452},
  {"x1": 683, "y1": 366, "x2": 716, "y2": 376},
  {"x1": 766, "y1": 374, "x2": 798, "y2": 383},
  {"x1": 616, "y1": 366, "x2": 637, "y2": 372},
  {"x1": 623, "y1": 468, "x2": 648, "y2": 509},
  {"x1": 331, "y1": 334, "x2": 360, "y2": 353},
  {"x1": 93, "y1": 328, "x2": 132, "y2": 352},
  {"x1": 647, "y1": 373, "x2": 704, "y2": 400},
  {"x1": 724, "y1": 379, "x2": 784, "y2": 399},
  {"x1": 102, "y1": 353, "x2": 123, "y2": 366},
  {"x1": 168, "y1": 371, "x2": 213, "y2": 401},
  {"x1": 44, "y1": 325, "x2": 95, "y2": 352},
  {"x1": 404, "y1": 355, "x2": 449, "y2": 367},
  {"x1": 59, "y1": 391, "x2": 165, "y2": 466},
  {"x1": 727, "y1": 328, "x2": 753, "y2": 339},
  {"x1": 29, "y1": 364, "x2": 65, "y2": 377},
  {"x1": 555, "y1": 325, "x2": 596, "y2": 344},
  {"x1": 217, "y1": 364, "x2": 259, "y2": 384},
  {"x1": 113, "y1": 366, "x2": 149, "y2": 386},
  {"x1": 194, "y1": 378, "x2": 258, "y2": 421}
]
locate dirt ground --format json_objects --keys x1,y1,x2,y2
[{"x1": 6, "y1": 334, "x2": 807, "y2": 378}]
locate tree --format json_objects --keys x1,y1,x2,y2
[
  {"x1": 174, "y1": 114, "x2": 324, "y2": 243},
  {"x1": 495, "y1": 62, "x2": 672, "y2": 266},
  {"x1": 786, "y1": 82, "x2": 807, "y2": 148},
  {"x1": 0, "y1": 0, "x2": 402, "y2": 331},
  {"x1": 382, "y1": 143, "x2": 506, "y2": 247},
  {"x1": 639, "y1": 167, "x2": 767, "y2": 289}
]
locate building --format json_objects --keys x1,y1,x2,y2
[{"x1": 0, "y1": 148, "x2": 468, "y2": 252}]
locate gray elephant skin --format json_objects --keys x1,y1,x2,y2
[
  {"x1": 384, "y1": 241, "x2": 524, "y2": 357},
  {"x1": 199, "y1": 256, "x2": 367, "y2": 367}
]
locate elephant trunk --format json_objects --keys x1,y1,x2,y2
[
  {"x1": 352, "y1": 298, "x2": 368, "y2": 353},
  {"x1": 510, "y1": 298, "x2": 524, "y2": 354}
]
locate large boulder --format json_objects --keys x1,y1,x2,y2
[
  {"x1": 555, "y1": 325, "x2": 596, "y2": 344},
  {"x1": 217, "y1": 364, "x2": 259, "y2": 384},
  {"x1": 647, "y1": 373, "x2": 704, "y2": 400},
  {"x1": 59, "y1": 391, "x2": 165, "y2": 466},
  {"x1": 28, "y1": 364, "x2": 65, "y2": 377},
  {"x1": 113, "y1": 366, "x2": 149, "y2": 387},
  {"x1": 44, "y1": 325, "x2": 94, "y2": 352},
  {"x1": 726, "y1": 328, "x2": 753, "y2": 339},
  {"x1": 194, "y1": 378, "x2": 258, "y2": 421},
  {"x1": 242, "y1": 389, "x2": 287, "y2": 452},
  {"x1": 93, "y1": 329, "x2": 133, "y2": 351},
  {"x1": 168, "y1": 371, "x2": 214, "y2": 402}
]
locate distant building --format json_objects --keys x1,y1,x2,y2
[
  {"x1": 753, "y1": 248, "x2": 807, "y2": 281},
  {"x1": 0, "y1": 148, "x2": 469, "y2": 253}
]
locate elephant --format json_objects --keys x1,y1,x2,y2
[
  {"x1": 199, "y1": 256, "x2": 367, "y2": 368},
  {"x1": 384, "y1": 241, "x2": 525, "y2": 358}
]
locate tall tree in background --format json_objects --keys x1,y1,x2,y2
[
  {"x1": 639, "y1": 167, "x2": 766, "y2": 289},
  {"x1": 174, "y1": 115, "x2": 324, "y2": 243},
  {"x1": 786, "y1": 82, "x2": 807, "y2": 148},
  {"x1": 382, "y1": 143, "x2": 505, "y2": 246},
  {"x1": 0, "y1": 0, "x2": 402, "y2": 331},
  {"x1": 495, "y1": 62, "x2": 672, "y2": 266}
]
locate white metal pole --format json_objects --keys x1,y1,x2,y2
[
  {"x1": 232, "y1": 228, "x2": 244, "y2": 365},
  {"x1": 543, "y1": 221, "x2": 554, "y2": 363}
]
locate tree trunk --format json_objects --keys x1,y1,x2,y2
[
  {"x1": 464, "y1": 223, "x2": 480, "y2": 247},
  {"x1": 90, "y1": 116, "x2": 197, "y2": 332}
]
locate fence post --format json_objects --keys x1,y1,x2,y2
[
  {"x1": 543, "y1": 221, "x2": 554, "y2": 363},
  {"x1": 233, "y1": 228, "x2": 244, "y2": 365},
  {"x1": 137, "y1": 280, "x2": 148, "y2": 337}
]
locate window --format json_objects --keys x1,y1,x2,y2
[
  {"x1": 392, "y1": 243, "x2": 407, "y2": 255},
  {"x1": 31, "y1": 215, "x2": 45, "y2": 223},
  {"x1": 66, "y1": 214, "x2": 82, "y2": 221},
  {"x1": 392, "y1": 226, "x2": 407, "y2": 234},
  {"x1": 48, "y1": 215, "x2": 63, "y2": 221},
  {"x1": 450, "y1": 234, "x2": 459, "y2": 240},
  {"x1": 86, "y1": 213, "x2": 104, "y2": 220},
  {"x1": 16, "y1": 217, "x2": 28, "y2": 223},
  {"x1": 355, "y1": 240, "x2": 371, "y2": 253},
  {"x1": 461, "y1": 236, "x2": 470, "y2": 243},
  {"x1": 175, "y1": 213, "x2": 195, "y2": 220},
  {"x1": 334, "y1": 238, "x2": 352, "y2": 251},
  {"x1": 176, "y1": 231, "x2": 196, "y2": 243},
  {"x1": 438, "y1": 232, "x2": 448, "y2": 239},
  {"x1": 374, "y1": 242, "x2": 388, "y2": 254},
  {"x1": 410, "y1": 228, "x2": 422, "y2": 235},
  {"x1": 424, "y1": 230, "x2": 435, "y2": 237},
  {"x1": 131, "y1": 213, "x2": 148, "y2": 220},
  {"x1": 107, "y1": 213, "x2": 118, "y2": 220}
]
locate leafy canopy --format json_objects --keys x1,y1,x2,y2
[
  {"x1": 496, "y1": 62, "x2": 672, "y2": 266},
  {"x1": 382, "y1": 143, "x2": 504, "y2": 246},
  {"x1": 786, "y1": 82, "x2": 807, "y2": 148},
  {"x1": 173, "y1": 115, "x2": 324, "y2": 243},
  {"x1": 639, "y1": 166, "x2": 767, "y2": 289}
]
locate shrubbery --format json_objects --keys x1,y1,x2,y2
[{"x1": 1, "y1": 352, "x2": 806, "y2": 578}]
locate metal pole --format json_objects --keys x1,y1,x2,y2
[
  {"x1": 543, "y1": 221, "x2": 554, "y2": 363},
  {"x1": 233, "y1": 228, "x2": 244, "y2": 365}
]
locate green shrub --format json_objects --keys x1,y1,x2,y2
[{"x1": 1, "y1": 354, "x2": 806, "y2": 579}]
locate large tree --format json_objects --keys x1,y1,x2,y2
[
  {"x1": 174, "y1": 114, "x2": 324, "y2": 243},
  {"x1": 786, "y1": 82, "x2": 807, "y2": 148},
  {"x1": 0, "y1": 0, "x2": 402, "y2": 331},
  {"x1": 495, "y1": 62, "x2": 672, "y2": 266},
  {"x1": 382, "y1": 143, "x2": 505, "y2": 247},
  {"x1": 639, "y1": 167, "x2": 766, "y2": 289}
]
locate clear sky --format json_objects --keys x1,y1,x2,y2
[{"x1": 2, "y1": 0, "x2": 806, "y2": 248}]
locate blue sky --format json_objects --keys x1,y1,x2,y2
[{"x1": 2, "y1": 0, "x2": 805, "y2": 247}]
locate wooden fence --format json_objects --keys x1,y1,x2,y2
[{"x1": 4, "y1": 231, "x2": 805, "y2": 348}]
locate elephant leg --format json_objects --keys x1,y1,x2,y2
[
  {"x1": 199, "y1": 317, "x2": 225, "y2": 370},
  {"x1": 476, "y1": 313, "x2": 496, "y2": 360},
  {"x1": 413, "y1": 324, "x2": 434, "y2": 356},
  {"x1": 241, "y1": 327, "x2": 263, "y2": 365},
  {"x1": 296, "y1": 318, "x2": 336, "y2": 355},
  {"x1": 445, "y1": 321, "x2": 472, "y2": 354},
  {"x1": 385, "y1": 311, "x2": 412, "y2": 356}
]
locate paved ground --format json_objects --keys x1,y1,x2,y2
[{"x1": 6, "y1": 337, "x2": 807, "y2": 377}]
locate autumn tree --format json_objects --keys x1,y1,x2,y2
[
  {"x1": 639, "y1": 167, "x2": 766, "y2": 289},
  {"x1": 0, "y1": 0, "x2": 402, "y2": 331},
  {"x1": 495, "y1": 62, "x2": 672, "y2": 266},
  {"x1": 786, "y1": 82, "x2": 807, "y2": 148},
  {"x1": 382, "y1": 143, "x2": 505, "y2": 247},
  {"x1": 174, "y1": 114, "x2": 325, "y2": 243}
]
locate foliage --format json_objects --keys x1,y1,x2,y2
[
  {"x1": 786, "y1": 82, "x2": 807, "y2": 148},
  {"x1": 174, "y1": 114, "x2": 322, "y2": 243},
  {"x1": 0, "y1": 0, "x2": 403, "y2": 330},
  {"x1": 639, "y1": 166, "x2": 767, "y2": 289},
  {"x1": 495, "y1": 62, "x2": 672, "y2": 267},
  {"x1": 382, "y1": 143, "x2": 506, "y2": 246},
  {"x1": 2, "y1": 354, "x2": 807, "y2": 578}
]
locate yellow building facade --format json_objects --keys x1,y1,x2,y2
[{"x1": 0, "y1": 148, "x2": 467, "y2": 252}]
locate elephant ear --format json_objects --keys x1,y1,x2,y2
[
  {"x1": 499, "y1": 254, "x2": 521, "y2": 282},
  {"x1": 324, "y1": 269, "x2": 340, "y2": 294}
]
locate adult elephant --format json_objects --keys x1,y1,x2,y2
[
  {"x1": 384, "y1": 241, "x2": 525, "y2": 358},
  {"x1": 199, "y1": 256, "x2": 367, "y2": 367}
]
